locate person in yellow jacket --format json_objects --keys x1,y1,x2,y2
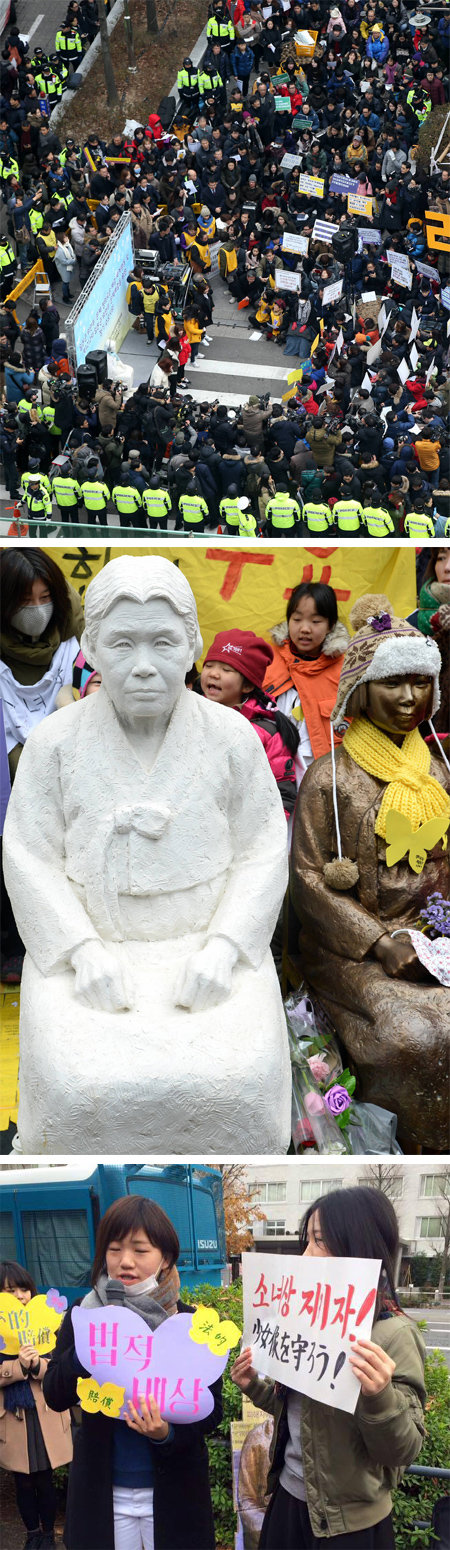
[
  {"x1": 142, "y1": 478, "x2": 172, "y2": 530},
  {"x1": 155, "y1": 299, "x2": 174, "y2": 346},
  {"x1": 142, "y1": 279, "x2": 160, "y2": 342},
  {"x1": 111, "y1": 480, "x2": 143, "y2": 529},
  {"x1": 218, "y1": 240, "x2": 239, "y2": 285},
  {"x1": 404, "y1": 502, "x2": 436, "y2": 541},
  {"x1": 80, "y1": 476, "x2": 110, "y2": 523},
  {"x1": 362, "y1": 491, "x2": 396, "y2": 538},
  {"x1": 219, "y1": 488, "x2": 242, "y2": 533},
  {"x1": 183, "y1": 311, "x2": 205, "y2": 362},
  {"x1": 302, "y1": 499, "x2": 334, "y2": 536},
  {"x1": 265, "y1": 485, "x2": 301, "y2": 536}
]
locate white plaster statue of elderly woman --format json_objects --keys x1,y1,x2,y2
[{"x1": 3, "y1": 556, "x2": 291, "y2": 1154}]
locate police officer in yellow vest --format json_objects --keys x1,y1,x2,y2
[
  {"x1": 55, "y1": 24, "x2": 83, "y2": 61},
  {"x1": 0, "y1": 237, "x2": 16, "y2": 299},
  {"x1": 265, "y1": 484, "x2": 301, "y2": 537},
  {"x1": 0, "y1": 154, "x2": 19, "y2": 184},
  {"x1": 51, "y1": 464, "x2": 82, "y2": 519},
  {"x1": 302, "y1": 499, "x2": 333, "y2": 535},
  {"x1": 404, "y1": 500, "x2": 436, "y2": 541},
  {"x1": 142, "y1": 477, "x2": 172, "y2": 531},
  {"x1": 21, "y1": 466, "x2": 51, "y2": 499},
  {"x1": 34, "y1": 67, "x2": 63, "y2": 105},
  {"x1": 179, "y1": 481, "x2": 209, "y2": 533},
  {"x1": 177, "y1": 58, "x2": 199, "y2": 116},
  {"x1": 20, "y1": 472, "x2": 52, "y2": 531},
  {"x1": 197, "y1": 65, "x2": 223, "y2": 100},
  {"x1": 362, "y1": 487, "x2": 396, "y2": 538},
  {"x1": 219, "y1": 486, "x2": 241, "y2": 533},
  {"x1": 111, "y1": 479, "x2": 143, "y2": 529},
  {"x1": 80, "y1": 471, "x2": 110, "y2": 524},
  {"x1": 333, "y1": 489, "x2": 363, "y2": 535},
  {"x1": 238, "y1": 500, "x2": 257, "y2": 538},
  {"x1": 206, "y1": 12, "x2": 235, "y2": 47}
]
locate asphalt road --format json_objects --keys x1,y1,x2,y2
[{"x1": 409, "y1": 1305, "x2": 450, "y2": 1374}]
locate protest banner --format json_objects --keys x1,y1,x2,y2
[
  {"x1": 50, "y1": 548, "x2": 417, "y2": 656},
  {"x1": 409, "y1": 342, "x2": 419, "y2": 371},
  {"x1": 361, "y1": 372, "x2": 374, "y2": 392},
  {"x1": 287, "y1": 367, "x2": 305, "y2": 384},
  {"x1": 322, "y1": 278, "x2": 343, "y2": 307},
  {"x1": 274, "y1": 95, "x2": 291, "y2": 112},
  {"x1": 409, "y1": 307, "x2": 420, "y2": 340},
  {"x1": 280, "y1": 153, "x2": 301, "y2": 171},
  {"x1": 347, "y1": 194, "x2": 372, "y2": 217},
  {"x1": 312, "y1": 219, "x2": 339, "y2": 242},
  {"x1": 242, "y1": 1252, "x2": 381, "y2": 1415},
  {"x1": 366, "y1": 337, "x2": 382, "y2": 365},
  {"x1": 441, "y1": 286, "x2": 450, "y2": 310},
  {"x1": 73, "y1": 1304, "x2": 240, "y2": 1423},
  {"x1": 282, "y1": 230, "x2": 309, "y2": 255},
  {"x1": 386, "y1": 250, "x2": 410, "y2": 272},
  {"x1": 0, "y1": 1290, "x2": 67, "y2": 1355},
  {"x1": 397, "y1": 357, "x2": 409, "y2": 385},
  {"x1": 329, "y1": 175, "x2": 358, "y2": 195},
  {"x1": 275, "y1": 268, "x2": 302, "y2": 291},
  {"x1": 390, "y1": 262, "x2": 412, "y2": 290},
  {"x1": 425, "y1": 210, "x2": 450, "y2": 251},
  {"x1": 358, "y1": 228, "x2": 381, "y2": 246},
  {"x1": 298, "y1": 173, "x2": 325, "y2": 198},
  {"x1": 425, "y1": 357, "x2": 436, "y2": 386},
  {"x1": 414, "y1": 260, "x2": 440, "y2": 282}
]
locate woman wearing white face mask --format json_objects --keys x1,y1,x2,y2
[
  {"x1": 0, "y1": 547, "x2": 83, "y2": 982},
  {"x1": 43, "y1": 1196, "x2": 222, "y2": 1550}
]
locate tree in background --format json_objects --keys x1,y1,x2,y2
[
  {"x1": 365, "y1": 1164, "x2": 405, "y2": 1201},
  {"x1": 220, "y1": 1165, "x2": 266, "y2": 1259},
  {"x1": 146, "y1": 0, "x2": 159, "y2": 32},
  {"x1": 98, "y1": 0, "x2": 118, "y2": 106}
]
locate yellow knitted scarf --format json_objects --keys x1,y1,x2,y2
[{"x1": 343, "y1": 718, "x2": 450, "y2": 838}]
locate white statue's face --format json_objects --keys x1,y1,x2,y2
[{"x1": 94, "y1": 598, "x2": 191, "y2": 722}]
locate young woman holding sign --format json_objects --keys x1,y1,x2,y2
[
  {"x1": 43, "y1": 1196, "x2": 222, "y2": 1550},
  {"x1": 231, "y1": 1187, "x2": 426, "y2": 1550},
  {"x1": 0, "y1": 1258, "x2": 73, "y2": 1550}
]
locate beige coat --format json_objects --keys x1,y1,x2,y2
[{"x1": 0, "y1": 1355, "x2": 73, "y2": 1473}]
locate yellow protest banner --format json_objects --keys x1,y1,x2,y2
[
  {"x1": 282, "y1": 386, "x2": 298, "y2": 401},
  {"x1": 348, "y1": 194, "x2": 373, "y2": 218},
  {"x1": 298, "y1": 173, "x2": 324, "y2": 198},
  {"x1": 48, "y1": 547, "x2": 416, "y2": 660},
  {"x1": 310, "y1": 333, "x2": 320, "y2": 354},
  {"x1": 425, "y1": 210, "x2": 450, "y2": 251},
  {"x1": 287, "y1": 367, "x2": 304, "y2": 384},
  {"x1": 0, "y1": 1292, "x2": 66, "y2": 1355}
]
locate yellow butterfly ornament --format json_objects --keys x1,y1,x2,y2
[{"x1": 384, "y1": 810, "x2": 450, "y2": 874}]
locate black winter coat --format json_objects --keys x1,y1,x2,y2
[{"x1": 43, "y1": 1302, "x2": 222, "y2": 1550}]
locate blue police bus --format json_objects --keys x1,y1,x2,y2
[{"x1": 0, "y1": 1164, "x2": 227, "y2": 1304}]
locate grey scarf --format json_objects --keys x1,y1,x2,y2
[{"x1": 81, "y1": 1271, "x2": 178, "y2": 1332}]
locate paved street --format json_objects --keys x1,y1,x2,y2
[{"x1": 409, "y1": 1306, "x2": 450, "y2": 1374}]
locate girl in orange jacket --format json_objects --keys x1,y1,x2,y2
[{"x1": 263, "y1": 581, "x2": 349, "y2": 778}]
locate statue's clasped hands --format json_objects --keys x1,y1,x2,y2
[{"x1": 70, "y1": 936, "x2": 239, "y2": 1014}]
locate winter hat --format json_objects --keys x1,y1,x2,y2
[
  {"x1": 204, "y1": 629, "x2": 273, "y2": 689},
  {"x1": 248, "y1": 395, "x2": 260, "y2": 406},
  {"x1": 331, "y1": 593, "x2": 441, "y2": 727}
]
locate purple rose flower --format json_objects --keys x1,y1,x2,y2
[
  {"x1": 323, "y1": 1084, "x2": 352, "y2": 1116},
  {"x1": 369, "y1": 613, "x2": 392, "y2": 633}
]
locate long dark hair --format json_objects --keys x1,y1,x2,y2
[
  {"x1": 1, "y1": 548, "x2": 72, "y2": 636},
  {"x1": 0, "y1": 1259, "x2": 37, "y2": 1297},
  {"x1": 91, "y1": 1195, "x2": 180, "y2": 1286},
  {"x1": 299, "y1": 1187, "x2": 401, "y2": 1316},
  {"x1": 287, "y1": 581, "x2": 338, "y2": 631}
]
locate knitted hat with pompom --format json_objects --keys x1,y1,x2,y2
[{"x1": 331, "y1": 592, "x2": 441, "y2": 728}]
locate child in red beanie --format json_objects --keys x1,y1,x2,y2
[{"x1": 201, "y1": 629, "x2": 302, "y2": 817}]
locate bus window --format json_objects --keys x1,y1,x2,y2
[
  {"x1": 21, "y1": 1209, "x2": 91, "y2": 1290},
  {"x1": 0, "y1": 1211, "x2": 17, "y2": 1261}
]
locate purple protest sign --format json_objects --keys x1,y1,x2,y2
[
  {"x1": 329, "y1": 175, "x2": 358, "y2": 194},
  {"x1": 72, "y1": 1305, "x2": 237, "y2": 1424}
]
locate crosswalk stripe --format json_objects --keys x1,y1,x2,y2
[
  {"x1": 191, "y1": 358, "x2": 288, "y2": 380},
  {"x1": 182, "y1": 388, "x2": 252, "y2": 407}
]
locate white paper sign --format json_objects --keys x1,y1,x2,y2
[
  {"x1": 281, "y1": 154, "x2": 302, "y2": 172},
  {"x1": 361, "y1": 290, "x2": 377, "y2": 302},
  {"x1": 397, "y1": 357, "x2": 409, "y2": 385},
  {"x1": 415, "y1": 261, "x2": 440, "y2": 282},
  {"x1": 409, "y1": 342, "x2": 419, "y2": 371},
  {"x1": 409, "y1": 308, "x2": 420, "y2": 341},
  {"x1": 366, "y1": 337, "x2": 382, "y2": 365},
  {"x1": 377, "y1": 304, "x2": 388, "y2": 337},
  {"x1": 361, "y1": 373, "x2": 374, "y2": 392},
  {"x1": 322, "y1": 278, "x2": 343, "y2": 307},
  {"x1": 390, "y1": 261, "x2": 412, "y2": 290},
  {"x1": 425, "y1": 357, "x2": 436, "y2": 385},
  {"x1": 298, "y1": 173, "x2": 325, "y2": 198},
  {"x1": 387, "y1": 250, "x2": 410, "y2": 272},
  {"x1": 242, "y1": 1252, "x2": 381, "y2": 1416},
  {"x1": 275, "y1": 268, "x2": 302, "y2": 291},
  {"x1": 282, "y1": 230, "x2": 309, "y2": 254}
]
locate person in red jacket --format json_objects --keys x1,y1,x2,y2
[{"x1": 200, "y1": 628, "x2": 301, "y2": 817}]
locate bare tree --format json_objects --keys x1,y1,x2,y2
[
  {"x1": 98, "y1": 0, "x2": 119, "y2": 106},
  {"x1": 364, "y1": 1164, "x2": 405, "y2": 1201},
  {"x1": 422, "y1": 1169, "x2": 450, "y2": 1300},
  {"x1": 146, "y1": 0, "x2": 159, "y2": 33}
]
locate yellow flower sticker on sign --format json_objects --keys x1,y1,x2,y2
[
  {"x1": 77, "y1": 1378, "x2": 125, "y2": 1417},
  {"x1": 0, "y1": 1292, "x2": 66, "y2": 1356},
  {"x1": 189, "y1": 1306, "x2": 241, "y2": 1355}
]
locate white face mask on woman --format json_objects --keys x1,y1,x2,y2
[
  {"x1": 11, "y1": 602, "x2": 54, "y2": 637},
  {"x1": 124, "y1": 1263, "x2": 165, "y2": 1300}
]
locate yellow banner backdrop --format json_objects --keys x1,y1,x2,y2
[{"x1": 48, "y1": 545, "x2": 416, "y2": 661}]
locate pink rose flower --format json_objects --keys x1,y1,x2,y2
[
  {"x1": 308, "y1": 1055, "x2": 330, "y2": 1084},
  {"x1": 304, "y1": 1090, "x2": 326, "y2": 1117}
]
